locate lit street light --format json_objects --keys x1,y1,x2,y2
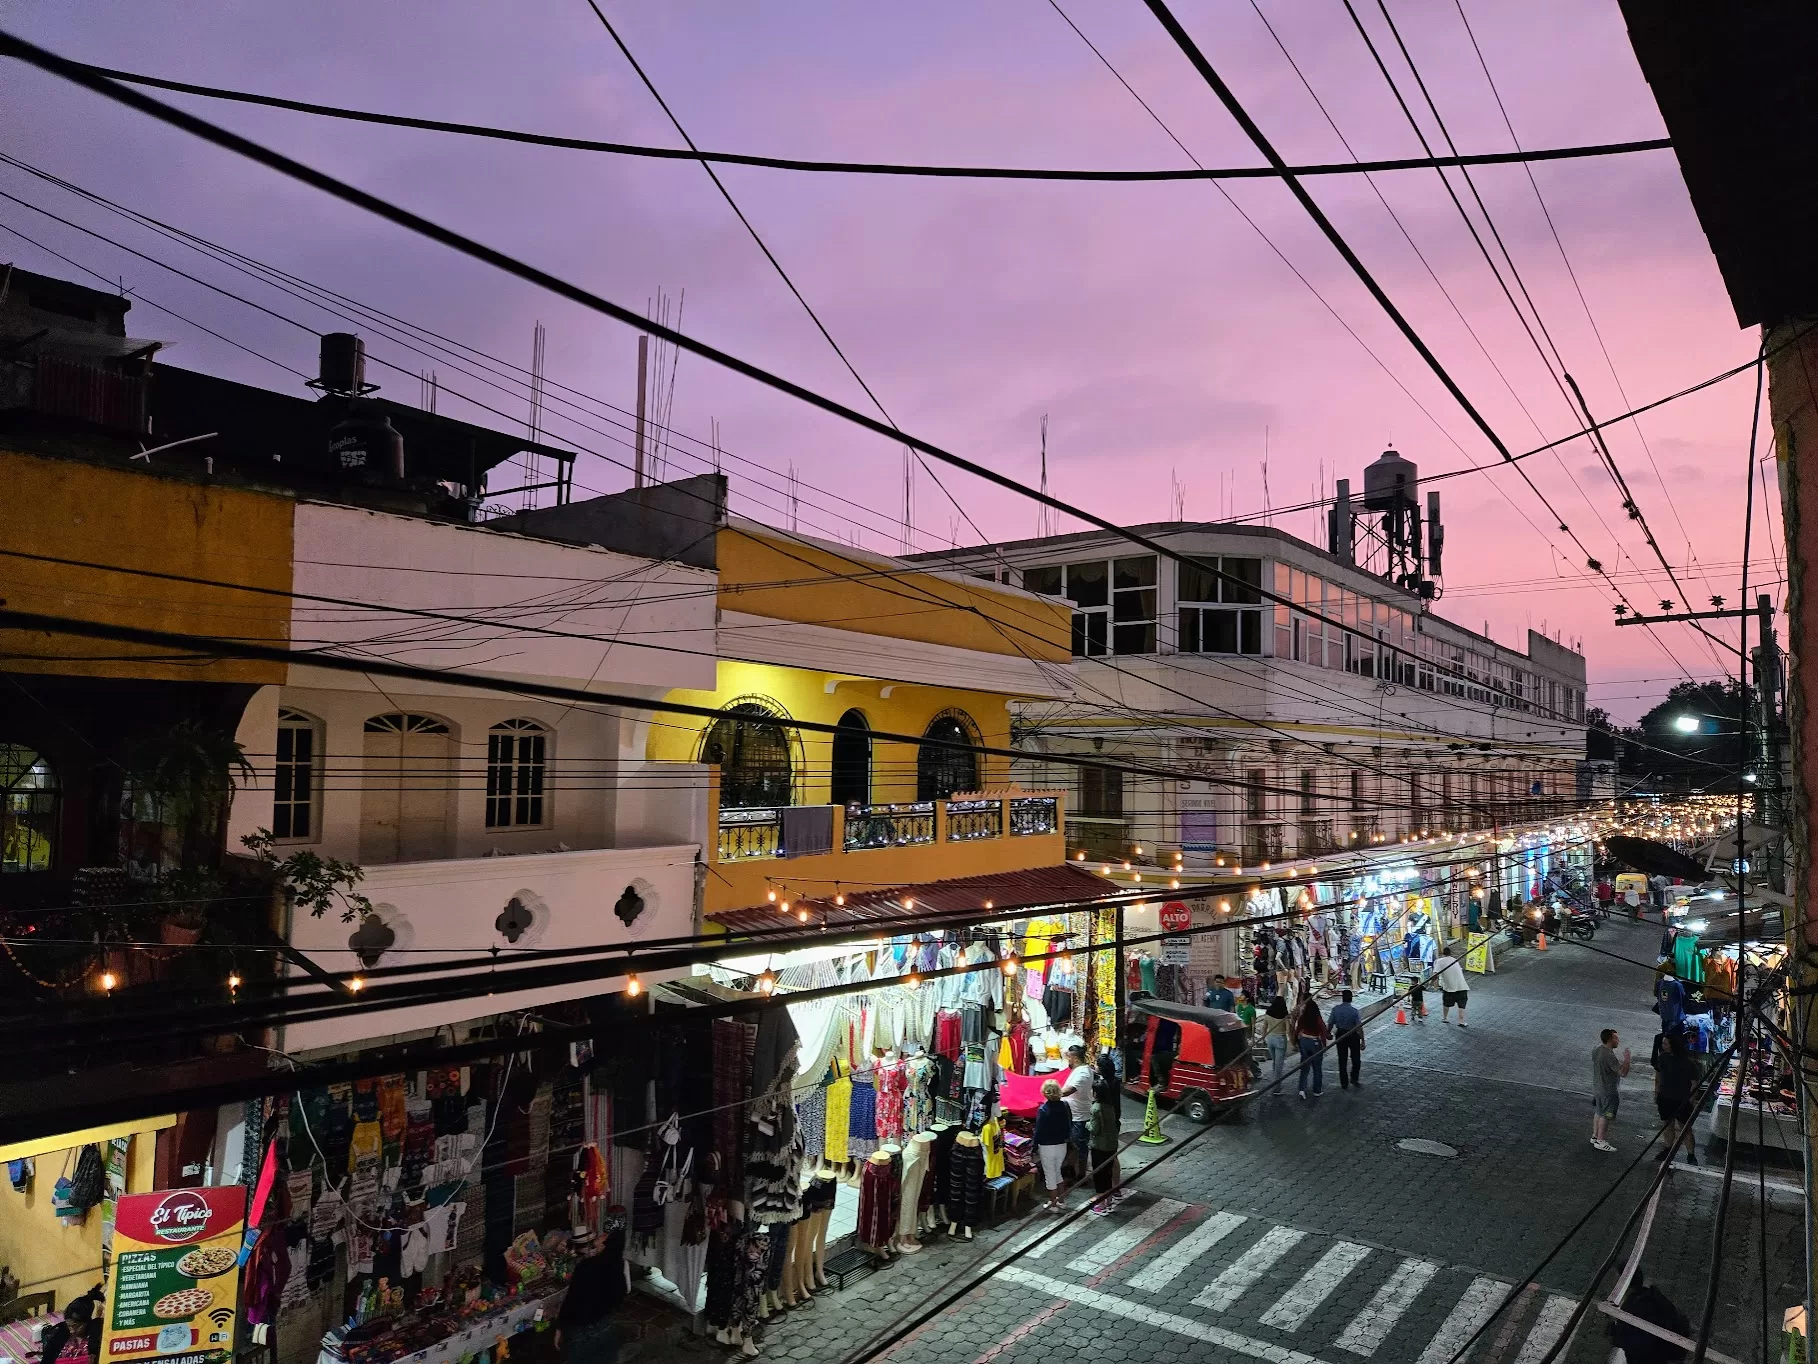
[{"x1": 1672, "y1": 714, "x2": 1701, "y2": 733}]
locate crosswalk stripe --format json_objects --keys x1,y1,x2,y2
[
  {"x1": 1192, "y1": 1225, "x2": 1305, "y2": 1311},
  {"x1": 1020, "y1": 1201, "x2": 1106, "y2": 1259},
  {"x1": 1336, "y1": 1257, "x2": 1440, "y2": 1356},
  {"x1": 1512, "y1": 1294, "x2": 1576, "y2": 1364},
  {"x1": 1000, "y1": 1265, "x2": 1331, "y2": 1364},
  {"x1": 1414, "y1": 1276, "x2": 1512, "y2": 1364},
  {"x1": 1259, "y1": 1241, "x2": 1372, "y2": 1331},
  {"x1": 1066, "y1": 1197, "x2": 1189, "y2": 1274},
  {"x1": 1127, "y1": 1210, "x2": 1248, "y2": 1292}
]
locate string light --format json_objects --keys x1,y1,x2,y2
[
  {"x1": 906, "y1": 971, "x2": 921, "y2": 990},
  {"x1": 757, "y1": 970, "x2": 777, "y2": 996},
  {"x1": 99, "y1": 970, "x2": 117, "y2": 992},
  {"x1": 348, "y1": 975, "x2": 365, "y2": 993},
  {"x1": 767, "y1": 889, "x2": 778, "y2": 903},
  {"x1": 796, "y1": 907, "x2": 809, "y2": 922},
  {"x1": 1075, "y1": 850, "x2": 1086, "y2": 861},
  {"x1": 1170, "y1": 879, "x2": 1180, "y2": 889},
  {"x1": 1002, "y1": 952, "x2": 1020, "y2": 977},
  {"x1": 835, "y1": 892, "x2": 845, "y2": 906},
  {"x1": 226, "y1": 973, "x2": 242, "y2": 991},
  {"x1": 1133, "y1": 845, "x2": 1143, "y2": 856},
  {"x1": 625, "y1": 973, "x2": 643, "y2": 998}
]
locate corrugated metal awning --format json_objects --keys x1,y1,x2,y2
[{"x1": 708, "y1": 862, "x2": 1117, "y2": 937}]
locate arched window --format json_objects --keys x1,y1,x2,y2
[
  {"x1": 487, "y1": 719, "x2": 549, "y2": 828},
  {"x1": 830, "y1": 709, "x2": 871, "y2": 807},
  {"x1": 1, "y1": 745, "x2": 58, "y2": 874},
  {"x1": 274, "y1": 708, "x2": 321, "y2": 841},
  {"x1": 917, "y1": 712, "x2": 980, "y2": 801},
  {"x1": 701, "y1": 703, "x2": 793, "y2": 809}
]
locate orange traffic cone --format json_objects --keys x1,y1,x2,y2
[
  {"x1": 1537, "y1": 931, "x2": 1548, "y2": 951},
  {"x1": 1395, "y1": 1003, "x2": 1408, "y2": 1025}
]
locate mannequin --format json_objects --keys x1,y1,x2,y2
[
  {"x1": 857, "y1": 1148, "x2": 899, "y2": 1254},
  {"x1": 946, "y1": 1130, "x2": 985, "y2": 1240},
  {"x1": 926, "y1": 1122, "x2": 955, "y2": 1227},
  {"x1": 894, "y1": 1131, "x2": 935, "y2": 1252},
  {"x1": 780, "y1": 1211, "x2": 814, "y2": 1306}
]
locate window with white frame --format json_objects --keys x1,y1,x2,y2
[
  {"x1": 1176, "y1": 556, "x2": 1263, "y2": 656},
  {"x1": 486, "y1": 719, "x2": 549, "y2": 828},
  {"x1": 273, "y1": 708, "x2": 320, "y2": 841}
]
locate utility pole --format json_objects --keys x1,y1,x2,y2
[
  {"x1": 1752, "y1": 592, "x2": 1788, "y2": 892},
  {"x1": 633, "y1": 333, "x2": 648, "y2": 489}
]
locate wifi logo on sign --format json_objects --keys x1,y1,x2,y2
[{"x1": 207, "y1": 1310, "x2": 234, "y2": 1332}]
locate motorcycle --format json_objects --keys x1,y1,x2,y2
[{"x1": 1563, "y1": 909, "x2": 1597, "y2": 940}]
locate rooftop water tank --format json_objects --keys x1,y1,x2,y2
[{"x1": 1362, "y1": 447, "x2": 1418, "y2": 511}]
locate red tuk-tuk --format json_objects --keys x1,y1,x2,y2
[{"x1": 1124, "y1": 996, "x2": 1250, "y2": 1122}]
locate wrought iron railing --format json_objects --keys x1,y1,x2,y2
[
  {"x1": 945, "y1": 798, "x2": 1003, "y2": 842},
  {"x1": 717, "y1": 807, "x2": 782, "y2": 861},
  {"x1": 1009, "y1": 796, "x2": 1060, "y2": 837},
  {"x1": 843, "y1": 801, "x2": 935, "y2": 851}
]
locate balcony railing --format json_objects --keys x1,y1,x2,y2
[
  {"x1": 844, "y1": 801, "x2": 935, "y2": 851},
  {"x1": 946, "y1": 798, "x2": 1003, "y2": 842},
  {"x1": 718, "y1": 807, "x2": 783, "y2": 861},
  {"x1": 1009, "y1": 796, "x2": 1060, "y2": 837}
]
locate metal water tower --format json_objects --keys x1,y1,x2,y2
[{"x1": 1328, "y1": 448, "x2": 1444, "y2": 599}]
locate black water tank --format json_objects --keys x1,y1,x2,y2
[
  {"x1": 328, "y1": 402, "x2": 404, "y2": 478},
  {"x1": 319, "y1": 333, "x2": 366, "y2": 395}
]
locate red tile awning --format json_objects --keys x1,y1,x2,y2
[{"x1": 708, "y1": 862, "x2": 1117, "y2": 937}]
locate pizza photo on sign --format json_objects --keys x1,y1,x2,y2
[
  {"x1": 152, "y1": 1288, "x2": 213, "y2": 1321},
  {"x1": 176, "y1": 1247, "x2": 238, "y2": 1279}
]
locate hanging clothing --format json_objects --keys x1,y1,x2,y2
[
  {"x1": 903, "y1": 1054, "x2": 936, "y2": 1135},
  {"x1": 797, "y1": 1083, "x2": 826, "y2": 1168},
  {"x1": 896, "y1": 1135, "x2": 932, "y2": 1243},
  {"x1": 824, "y1": 1061, "x2": 852, "y2": 1164},
  {"x1": 978, "y1": 1117, "x2": 1005, "y2": 1180},
  {"x1": 945, "y1": 1139, "x2": 986, "y2": 1231},
  {"x1": 856, "y1": 1155, "x2": 901, "y2": 1248},
  {"x1": 876, "y1": 1061, "x2": 907, "y2": 1142},
  {"x1": 846, "y1": 1070, "x2": 879, "y2": 1160}
]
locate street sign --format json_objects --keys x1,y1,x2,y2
[{"x1": 1159, "y1": 901, "x2": 1191, "y2": 933}]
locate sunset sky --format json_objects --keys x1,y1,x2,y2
[{"x1": 0, "y1": 0, "x2": 1774, "y2": 721}]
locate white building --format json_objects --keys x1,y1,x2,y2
[
  {"x1": 908, "y1": 520, "x2": 1588, "y2": 866},
  {"x1": 229, "y1": 499, "x2": 717, "y2": 1054}
]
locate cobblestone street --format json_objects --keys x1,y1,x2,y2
[{"x1": 648, "y1": 918, "x2": 1801, "y2": 1364}]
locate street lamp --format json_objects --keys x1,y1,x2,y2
[{"x1": 1672, "y1": 714, "x2": 1700, "y2": 734}]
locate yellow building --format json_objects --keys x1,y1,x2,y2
[{"x1": 645, "y1": 518, "x2": 1076, "y2": 915}]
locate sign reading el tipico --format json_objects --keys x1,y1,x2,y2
[{"x1": 101, "y1": 1186, "x2": 247, "y2": 1364}]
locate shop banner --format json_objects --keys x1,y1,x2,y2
[{"x1": 101, "y1": 1185, "x2": 247, "y2": 1364}]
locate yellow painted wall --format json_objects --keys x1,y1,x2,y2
[
  {"x1": 0, "y1": 1130, "x2": 157, "y2": 1310},
  {"x1": 0, "y1": 448, "x2": 291, "y2": 683},
  {"x1": 717, "y1": 525, "x2": 1069, "y2": 660},
  {"x1": 650, "y1": 659, "x2": 1066, "y2": 912}
]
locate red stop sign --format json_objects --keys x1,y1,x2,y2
[{"x1": 1159, "y1": 901, "x2": 1191, "y2": 932}]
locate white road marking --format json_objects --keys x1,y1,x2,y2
[
  {"x1": 1127, "y1": 1210, "x2": 1248, "y2": 1292},
  {"x1": 1336, "y1": 1257, "x2": 1440, "y2": 1356},
  {"x1": 1512, "y1": 1294, "x2": 1577, "y2": 1364},
  {"x1": 1414, "y1": 1276, "x2": 1511, "y2": 1364},
  {"x1": 999, "y1": 1264, "x2": 1332, "y2": 1364},
  {"x1": 1019, "y1": 1200, "x2": 1112, "y2": 1259},
  {"x1": 1192, "y1": 1225, "x2": 1306, "y2": 1311},
  {"x1": 1260, "y1": 1241, "x2": 1373, "y2": 1331},
  {"x1": 1066, "y1": 1197, "x2": 1188, "y2": 1274}
]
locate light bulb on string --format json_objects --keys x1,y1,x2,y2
[
  {"x1": 348, "y1": 975, "x2": 365, "y2": 993},
  {"x1": 626, "y1": 973, "x2": 643, "y2": 998},
  {"x1": 757, "y1": 970, "x2": 777, "y2": 996},
  {"x1": 99, "y1": 970, "x2": 117, "y2": 992},
  {"x1": 1002, "y1": 952, "x2": 1020, "y2": 977},
  {"x1": 767, "y1": 889, "x2": 777, "y2": 903},
  {"x1": 797, "y1": 907, "x2": 809, "y2": 922},
  {"x1": 227, "y1": 972, "x2": 242, "y2": 992}
]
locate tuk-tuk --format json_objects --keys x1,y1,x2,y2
[
  {"x1": 1614, "y1": 872, "x2": 1649, "y2": 908},
  {"x1": 1123, "y1": 995, "x2": 1250, "y2": 1123}
]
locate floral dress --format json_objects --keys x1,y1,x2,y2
[{"x1": 876, "y1": 1059, "x2": 907, "y2": 1142}]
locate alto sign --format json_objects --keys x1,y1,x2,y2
[{"x1": 1158, "y1": 901, "x2": 1192, "y2": 933}]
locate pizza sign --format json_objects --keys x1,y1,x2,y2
[{"x1": 102, "y1": 1186, "x2": 246, "y2": 1364}]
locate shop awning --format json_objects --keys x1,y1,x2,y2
[{"x1": 707, "y1": 862, "x2": 1117, "y2": 936}]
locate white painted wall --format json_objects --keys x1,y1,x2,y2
[{"x1": 280, "y1": 841, "x2": 697, "y2": 1055}]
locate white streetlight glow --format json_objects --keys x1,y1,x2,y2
[{"x1": 1672, "y1": 714, "x2": 1700, "y2": 734}]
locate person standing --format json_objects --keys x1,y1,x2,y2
[
  {"x1": 555, "y1": 1227, "x2": 628, "y2": 1363},
  {"x1": 1330, "y1": 989, "x2": 1364, "y2": 1089},
  {"x1": 1088, "y1": 1074, "x2": 1123, "y2": 1214},
  {"x1": 1591, "y1": 1028, "x2": 1632, "y2": 1151},
  {"x1": 1653, "y1": 1029, "x2": 1698, "y2": 1165},
  {"x1": 1654, "y1": 967, "x2": 1687, "y2": 1040},
  {"x1": 1203, "y1": 974, "x2": 1236, "y2": 1011},
  {"x1": 1059, "y1": 1044, "x2": 1095, "y2": 1176},
  {"x1": 1292, "y1": 998, "x2": 1328, "y2": 1099},
  {"x1": 1035, "y1": 1079, "x2": 1072, "y2": 1212},
  {"x1": 1434, "y1": 951, "x2": 1470, "y2": 1026},
  {"x1": 1596, "y1": 877, "x2": 1614, "y2": 913},
  {"x1": 1260, "y1": 996, "x2": 1291, "y2": 1092}
]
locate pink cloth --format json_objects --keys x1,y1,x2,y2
[{"x1": 997, "y1": 1070, "x2": 1050, "y2": 1118}]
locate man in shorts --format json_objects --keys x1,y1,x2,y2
[
  {"x1": 1591, "y1": 1028, "x2": 1631, "y2": 1151},
  {"x1": 1059, "y1": 1044, "x2": 1095, "y2": 1175},
  {"x1": 1434, "y1": 951, "x2": 1470, "y2": 1026}
]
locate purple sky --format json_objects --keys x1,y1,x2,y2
[{"x1": 0, "y1": 1, "x2": 1775, "y2": 722}]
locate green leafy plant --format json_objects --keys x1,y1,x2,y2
[
  {"x1": 241, "y1": 829, "x2": 374, "y2": 923},
  {"x1": 121, "y1": 721, "x2": 254, "y2": 871}
]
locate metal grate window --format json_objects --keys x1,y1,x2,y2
[{"x1": 486, "y1": 720, "x2": 548, "y2": 828}]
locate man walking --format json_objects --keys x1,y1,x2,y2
[
  {"x1": 1434, "y1": 951, "x2": 1470, "y2": 1026},
  {"x1": 1203, "y1": 974, "x2": 1236, "y2": 1011},
  {"x1": 1591, "y1": 1028, "x2": 1632, "y2": 1152},
  {"x1": 1330, "y1": 988, "x2": 1364, "y2": 1089}
]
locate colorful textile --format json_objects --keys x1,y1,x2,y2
[
  {"x1": 847, "y1": 1071, "x2": 879, "y2": 1159},
  {"x1": 876, "y1": 1060, "x2": 906, "y2": 1142},
  {"x1": 824, "y1": 1060, "x2": 852, "y2": 1163}
]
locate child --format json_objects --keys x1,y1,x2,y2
[{"x1": 1034, "y1": 1079, "x2": 1071, "y2": 1212}]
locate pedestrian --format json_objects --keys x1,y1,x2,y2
[
  {"x1": 1035, "y1": 1079, "x2": 1071, "y2": 1211},
  {"x1": 554, "y1": 1227, "x2": 627, "y2": 1363},
  {"x1": 1330, "y1": 988, "x2": 1364, "y2": 1089},
  {"x1": 1407, "y1": 970, "x2": 1428, "y2": 1021},
  {"x1": 1595, "y1": 877, "x2": 1614, "y2": 912},
  {"x1": 1203, "y1": 973, "x2": 1236, "y2": 1011},
  {"x1": 1653, "y1": 1030, "x2": 1698, "y2": 1165},
  {"x1": 1653, "y1": 965, "x2": 1686, "y2": 1040},
  {"x1": 1292, "y1": 997, "x2": 1328, "y2": 1098},
  {"x1": 1088, "y1": 1072, "x2": 1122, "y2": 1214},
  {"x1": 1434, "y1": 951, "x2": 1470, "y2": 1026},
  {"x1": 1590, "y1": 1027, "x2": 1632, "y2": 1152},
  {"x1": 1260, "y1": 995, "x2": 1291, "y2": 1092},
  {"x1": 1059, "y1": 1044, "x2": 1095, "y2": 1176},
  {"x1": 1234, "y1": 987, "x2": 1257, "y2": 1033}
]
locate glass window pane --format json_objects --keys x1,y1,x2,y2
[
  {"x1": 1223, "y1": 558, "x2": 1262, "y2": 603},
  {"x1": 1205, "y1": 610, "x2": 1238, "y2": 653},
  {"x1": 1178, "y1": 558, "x2": 1219, "y2": 603},
  {"x1": 1113, "y1": 555, "x2": 1157, "y2": 589},
  {"x1": 1241, "y1": 610, "x2": 1262, "y2": 654},
  {"x1": 1113, "y1": 587, "x2": 1156, "y2": 622},
  {"x1": 1023, "y1": 564, "x2": 1063, "y2": 597},
  {"x1": 1113, "y1": 621, "x2": 1156, "y2": 655},
  {"x1": 1065, "y1": 561, "x2": 1108, "y2": 608},
  {"x1": 1178, "y1": 608, "x2": 1201, "y2": 653}
]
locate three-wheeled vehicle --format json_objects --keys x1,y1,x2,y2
[{"x1": 1122, "y1": 996, "x2": 1251, "y2": 1123}]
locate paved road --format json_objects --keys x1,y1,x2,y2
[{"x1": 677, "y1": 917, "x2": 1799, "y2": 1364}]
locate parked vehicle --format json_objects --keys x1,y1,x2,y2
[{"x1": 1122, "y1": 996, "x2": 1250, "y2": 1122}]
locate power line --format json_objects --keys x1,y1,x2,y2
[{"x1": 62, "y1": 58, "x2": 1670, "y2": 183}]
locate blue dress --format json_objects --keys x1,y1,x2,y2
[{"x1": 847, "y1": 1071, "x2": 879, "y2": 1159}]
